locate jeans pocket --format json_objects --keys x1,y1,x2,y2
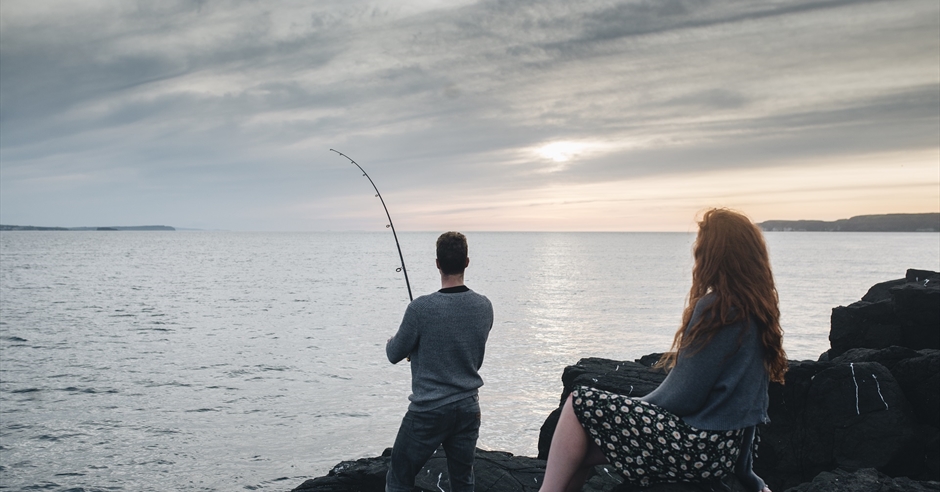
[
  {"x1": 463, "y1": 397, "x2": 481, "y2": 418},
  {"x1": 456, "y1": 398, "x2": 482, "y2": 433},
  {"x1": 408, "y1": 408, "x2": 447, "y2": 440}
]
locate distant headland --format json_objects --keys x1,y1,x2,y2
[
  {"x1": 3, "y1": 214, "x2": 938, "y2": 232},
  {"x1": 759, "y1": 213, "x2": 939, "y2": 232},
  {"x1": 0, "y1": 225, "x2": 176, "y2": 231}
]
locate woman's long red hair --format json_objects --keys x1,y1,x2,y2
[{"x1": 659, "y1": 208, "x2": 788, "y2": 383}]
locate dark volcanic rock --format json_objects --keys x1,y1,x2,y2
[
  {"x1": 290, "y1": 445, "x2": 750, "y2": 492},
  {"x1": 833, "y1": 347, "x2": 940, "y2": 430},
  {"x1": 783, "y1": 468, "x2": 940, "y2": 492},
  {"x1": 470, "y1": 450, "x2": 545, "y2": 492},
  {"x1": 829, "y1": 346, "x2": 921, "y2": 371},
  {"x1": 829, "y1": 269, "x2": 940, "y2": 358},
  {"x1": 893, "y1": 350, "x2": 940, "y2": 428},
  {"x1": 921, "y1": 426, "x2": 940, "y2": 481},
  {"x1": 291, "y1": 448, "x2": 548, "y2": 492},
  {"x1": 292, "y1": 454, "x2": 389, "y2": 491},
  {"x1": 590, "y1": 468, "x2": 752, "y2": 492},
  {"x1": 634, "y1": 353, "x2": 665, "y2": 368},
  {"x1": 538, "y1": 358, "x2": 667, "y2": 459},
  {"x1": 602, "y1": 475, "x2": 750, "y2": 492},
  {"x1": 802, "y1": 363, "x2": 917, "y2": 472},
  {"x1": 748, "y1": 277, "x2": 940, "y2": 487},
  {"x1": 829, "y1": 299, "x2": 902, "y2": 356},
  {"x1": 756, "y1": 359, "x2": 929, "y2": 490},
  {"x1": 907, "y1": 269, "x2": 940, "y2": 284},
  {"x1": 893, "y1": 284, "x2": 940, "y2": 349},
  {"x1": 862, "y1": 278, "x2": 910, "y2": 303},
  {"x1": 561, "y1": 357, "x2": 667, "y2": 404}
]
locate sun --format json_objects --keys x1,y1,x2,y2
[{"x1": 536, "y1": 141, "x2": 587, "y2": 162}]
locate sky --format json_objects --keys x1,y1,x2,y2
[{"x1": 1, "y1": 0, "x2": 938, "y2": 232}]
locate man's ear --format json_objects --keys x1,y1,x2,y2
[
  {"x1": 436, "y1": 258, "x2": 441, "y2": 271},
  {"x1": 465, "y1": 257, "x2": 470, "y2": 268}
]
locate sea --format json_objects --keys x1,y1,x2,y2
[{"x1": 1, "y1": 231, "x2": 938, "y2": 491}]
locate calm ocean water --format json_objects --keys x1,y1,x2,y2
[{"x1": 1, "y1": 231, "x2": 938, "y2": 491}]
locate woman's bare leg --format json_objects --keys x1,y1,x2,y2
[
  {"x1": 540, "y1": 394, "x2": 610, "y2": 492},
  {"x1": 562, "y1": 443, "x2": 608, "y2": 492}
]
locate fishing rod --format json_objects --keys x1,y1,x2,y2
[{"x1": 330, "y1": 149, "x2": 413, "y2": 302}]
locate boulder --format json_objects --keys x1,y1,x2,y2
[
  {"x1": 829, "y1": 299, "x2": 902, "y2": 357},
  {"x1": 292, "y1": 454, "x2": 389, "y2": 492},
  {"x1": 291, "y1": 448, "x2": 547, "y2": 492},
  {"x1": 862, "y1": 279, "x2": 909, "y2": 303},
  {"x1": 538, "y1": 357, "x2": 667, "y2": 460},
  {"x1": 893, "y1": 284, "x2": 940, "y2": 350},
  {"x1": 801, "y1": 362, "x2": 917, "y2": 473},
  {"x1": 561, "y1": 357, "x2": 667, "y2": 403},
  {"x1": 907, "y1": 269, "x2": 940, "y2": 285},
  {"x1": 471, "y1": 451, "x2": 546, "y2": 492},
  {"x1": 892, "y1": 350, "x2": 940, "y2": 428},
  {"x1": 829, "y1": 346, "x2": 920, "y2": 371},
  {"x1": 833, "y1": 347, "x2": 940, "y2": 429},
  {"x1": 756, "y1": 358, "x2": 931, "y2": 489},
  {"x1": 829, "y1": 269, "x2": 940, "y2": 358}
]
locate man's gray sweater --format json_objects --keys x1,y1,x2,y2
[{"x1": 387, "y1": 287, "x2": 493, "y2": 412}]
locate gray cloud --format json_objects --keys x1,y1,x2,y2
[{"x1": 1, "y1": 0, "x2": 937, "y2": 229}]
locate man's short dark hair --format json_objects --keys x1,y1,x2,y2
[{"x1": 436, "y1": 231, "x2": 468, "y2": 275}]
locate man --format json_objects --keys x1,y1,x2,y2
[{"x1": 385, "y1": 231, "x2": 494, "y2": 492}]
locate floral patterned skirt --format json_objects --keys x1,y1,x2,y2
[{"x1": 571, "y1": 386, "x2": 744, "y2": 487}]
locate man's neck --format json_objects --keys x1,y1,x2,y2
[{"x1": 440, "y1": 273, "x2": 465, "y2": 290}]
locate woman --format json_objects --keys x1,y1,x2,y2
[{"x1": 539, "y1": 209, "x2": 786, "y2": 492}]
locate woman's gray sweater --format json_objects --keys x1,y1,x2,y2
[
  {"x1": 643, "y1": 294, "x2": 770, "y2": 430},
  {"x1": 643, "y1": 293, "x2": 771, "y2": 491}
]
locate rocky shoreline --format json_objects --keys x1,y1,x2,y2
[{"x1": 292, "y1": 269, "x2": 939, "y2": 492}]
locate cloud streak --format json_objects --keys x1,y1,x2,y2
[{"x1": 1, "y1": 0, "x2": 937, "y2": 230}]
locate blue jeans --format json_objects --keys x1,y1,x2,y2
[{"x1": 386, "y1": 395, "x2": 481, "y2": 492}]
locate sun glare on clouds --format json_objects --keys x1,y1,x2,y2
[
  {"x1": 533, "y1": 140, "x2": 621, "y2": 171},
  {"x1": 388, "y1": 148, "x2": 940, "y2": 232}
]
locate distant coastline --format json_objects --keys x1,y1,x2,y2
[
  {"x1": 0, "y1": 225, "x2": 176, "y2": 231},
  {"x1": 3, "y1": 214, "x2": 938, "y2": 232},
  {"x1": 759, "y1": 213, "x2": 939, "y2": 232}
]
